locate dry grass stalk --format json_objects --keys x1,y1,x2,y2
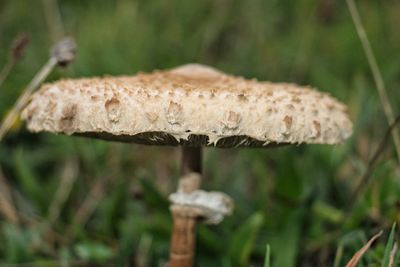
[
  {"x1": 389, "y1": 242, "x2": 398, "y2": 267},
  {"x1": 0, "y1": 37, "x2": 76, "y2": 141},
  {"x1": 47, "y1": 159, "x2": 78, "y2": 225},
  {"x1": 0, "y1": 33, "x2": 30, "y2": 89},
  {"x1": 41, "y1": 0, "x2": 65, "y2": 42},
  {"x1": 350, "y1": 114, "x2": 400, "y2": 204},
  {"x1": 345, "y1": 231, "x2": 382, "y2": 267},
  {"x1": 0, "y1": 166, "x2": 19, "y2": 224},
  {"x1": 10, "y1": 33, "x2": 30, "y2": 61},
  {"x1": 346, "y1": 0, "x2": 400, "y2": 163},
  {"x1": 0, "y1": 57, "x2": 58, "y2": 141},
  {"x1": 67, "y1": 176, "x2": 108, "y2": 237},
  {"x1": 0, "y1": 168, "x2": 67, "y2": 257}
]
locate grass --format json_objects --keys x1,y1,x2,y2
[{"x1": 0, "y1": 0, "x2": 399, "y2": 266}]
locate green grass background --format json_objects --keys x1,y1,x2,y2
[{"x1": 0, "y1": 0, "x2": 400, "y2": 266}]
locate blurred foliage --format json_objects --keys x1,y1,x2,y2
[{"x1": 0, "y1": 0, "x2": 400, "y2": 266}]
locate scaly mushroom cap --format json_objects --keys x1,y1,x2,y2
[{"x1": 22, "y1": 64, "x2": 352, "y2": 147}]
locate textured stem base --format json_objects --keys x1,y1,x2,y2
[
  {"x1": 168, "y1": 147, "x2": 202, "y2": 267},
  {"x1": 169, "y1": 211, "x2": 197, "y2": 267}
]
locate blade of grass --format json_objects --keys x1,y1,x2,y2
[
  {"x1": 333, "y1": 243, "x2": 343, "y2": 267},
  {"x1": 273, "y1": 208, "x2": 304, "y2": 267},
  {"x1": 345, "y1": 230, "x2": 383, "y2": 267},
  {"x1": 346, "y1": 0, "x2": 400, "y2": 163},
  {"x1": 14, "y1": 148, "x2": 45, "y2": 209},
  {"x1": 382, "y1": 223, "x2": 396, "y2": 267},
  {"x1": 264, "y1": 244, "x2": 271, "y2": 267},
  {"x1": 229, "y1": 212, "x2": 265, "y2": 267}
]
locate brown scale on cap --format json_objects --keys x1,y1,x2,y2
[
  {"x1": 223, "y1": 111, "x2": 241, "y2": 129},
  {"x1": 283, "y1": 116, "x2": 293, "y2": 129},
  {"x1": 105, "y1": 97, "x2": 121, "y2": 123},
  {"x1": 59, "y1": 104, "x2": 77, "y2": 132},
  {"x1": 313, "y1": 120, "x2": 322, "y2": 138},
  {"x1": 21, "y1": 63, "x2": 353, "y2": 147},
  {"x1": 166, "y1": 101, "x2": 182, "y2": 125}
]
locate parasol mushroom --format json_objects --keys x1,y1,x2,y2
[{"x1": 21, "y1": 63, "x2": 352, "y2": 267}]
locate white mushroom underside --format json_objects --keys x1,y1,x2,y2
[{"x1": 22, "y1": 64, "x2": 352, "y2": 147}]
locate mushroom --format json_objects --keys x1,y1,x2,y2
[{"x1": 21, "y1": 63, "x2": 352, "y2": 267}]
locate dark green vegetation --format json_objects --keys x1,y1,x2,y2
[{"x1": 0, "y1": 0, "x2": 399, "y2": 266}]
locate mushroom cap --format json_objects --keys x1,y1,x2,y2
[{"x1": 22, "y1": 63, "x2": 352, "y2": 148}]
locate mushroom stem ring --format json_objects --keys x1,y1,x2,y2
[{"x1": 168, "y1": 147, "x2": 233, "y2": 267}]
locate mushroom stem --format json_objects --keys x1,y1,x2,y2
[
  {"x1": 169, "y1": 146, "x2": 202, "y2": 267},
  {"x1": 181, "y1": 147, "x2": 202, "y2": 175}
]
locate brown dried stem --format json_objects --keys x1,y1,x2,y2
[
  {"x1": 345, "y1": 231, "x2": 383, "y2": 267},
  {"x1": 350, "y1": 114, "x2": 400, "y2": 204}
]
